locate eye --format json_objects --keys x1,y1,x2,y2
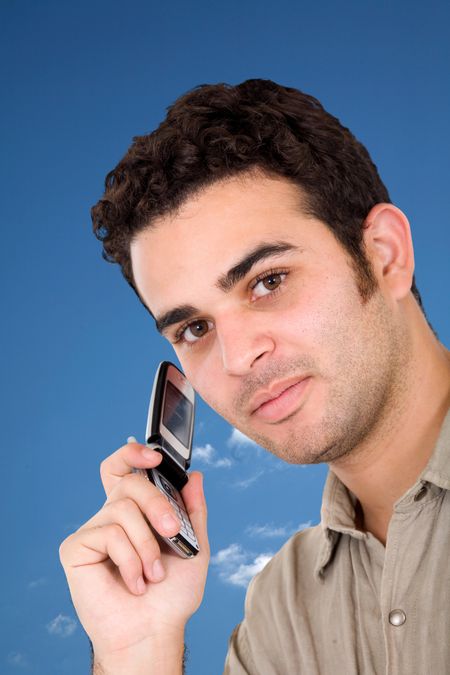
[
  {"x1": 178, "y1": 319, "x2": 214, "y2": 344},
  {"x1": 251, "y1": 272, "x2": 287, "y2": 299}
]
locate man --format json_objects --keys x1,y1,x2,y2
[{"x1": 60, "y1": 79, "x2": 450, "y2": 674}]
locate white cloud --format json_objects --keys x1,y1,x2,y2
[
  {"x1": 192, "y1": 443, "x2": 232, "y2": 468},
  {"x1": 246, "y1": 521, "x2": 312, "y2": 538},
  {"x1": 7, "y1": 652, "x2": 28, "y2": 668},
  {"x1": 227, "y1": 428, "x2": 259, "y2": 448},
  {"x1": 232, "y1": 470, "x2": 265, "y2": 489},
  {"x1": 211, "y1": 543, "x2": 273, "y2": 588},
  {"x1": 46, "y1": 614, "x2": 77, "y2": 638},
  {"x1": 211, "y1": 543, "x2": 246, "y2": 566},
  {"x1": 227, "y1": 554, "x2": 273, "y2": 587},
  {"x1": 28, "y1": 577, "x2": 47, "y2": 589},
  {"x1": 246, "y1": 523, "x2": 291, "y2": 538},
  {"x1": 192, "y1": 443, "x2": 214, "y2": 462}
]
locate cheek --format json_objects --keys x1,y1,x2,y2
[
  {"x1": 178, "y1": 356, "x2": 218, "y2": 402},
  {"x1": 280, "y1": 276, "x2": 364, "y2": 364},
  {"x1": 275, "y1": 280, "x2": 338, "y2": 347},
  {"x1": 180, "y1": 354, "x2": 236, "y2": 421}
]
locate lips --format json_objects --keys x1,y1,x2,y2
[
  {"x1": 249, "y1": 375, "x2": 309, "y2": 414},
  {"x1": 250, "y1": 376, "x2": 312, "y2": 423}
]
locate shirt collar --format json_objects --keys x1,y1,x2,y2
[
  {"x1": 420, "y1": 406, "x2": 450, "y2": 490},
  {"x1": 314, "y1": 406, "x2": 450, "y2": 579}
]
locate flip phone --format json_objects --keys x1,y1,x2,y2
[{"x1": 134, "y1": 361, "x2": 199, "y2": 558}]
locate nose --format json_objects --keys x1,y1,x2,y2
[{"x1": 215, "y1": 310, "x2": 275, "y2": 376}]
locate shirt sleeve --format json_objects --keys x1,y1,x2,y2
[{"x1": 223, "y1": 621, "x2": 256, "y2": 674}]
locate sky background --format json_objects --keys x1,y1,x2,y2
[{"x1": 1, "y1": 0, "x2": 449, "y2": 673}]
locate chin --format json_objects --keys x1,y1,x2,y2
[{"x1": 242, "y1": 417, "x2": 342, "y2": 466}]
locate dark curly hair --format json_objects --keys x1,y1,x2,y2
[{"x1": 91, "y1": 78, "x2": 424, "y2": 311}]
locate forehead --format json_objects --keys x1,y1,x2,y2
[{"x1": 130, "y1": 174, "x2": 326, "y2": 313}]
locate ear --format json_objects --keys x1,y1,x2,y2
[{"x1": 362, "y1": 203, "x2": 415, "y2": 301}]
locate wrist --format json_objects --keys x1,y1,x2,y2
[{"x1": 93, "y1": 631, "x2": 185, "y2": 675}]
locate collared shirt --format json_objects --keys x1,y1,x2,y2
[{"x1": 224, "y1": 409, "x2": 450, "y2": 674}]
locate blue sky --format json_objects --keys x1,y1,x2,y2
[{"x1": 1, "y1": 0, "x2": 449, "y2": 673}]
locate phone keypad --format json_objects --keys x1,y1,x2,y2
[
  {"x1": 150, "y1": 469, "x2": 199, "y2": 548},
  {"x1": 166, "y1": 493, "x2": 198, "y2": 544},
  {"x1": 135, "y1": 467, "x2": 199, "y2": 551},
  {"x1": 163, "y1": 484, "x2": 198, "y2": 545}
]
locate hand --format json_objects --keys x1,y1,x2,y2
[{"x1": 59, "y1": 440, "x2": 209, "y2": 670}]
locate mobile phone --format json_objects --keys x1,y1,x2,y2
[{"x1": 134, "y1": 361, "x2": 199, "y2": 559}]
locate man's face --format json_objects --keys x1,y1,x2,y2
[{"x1": 131, "y1": 173, "x2": 404, "y2": 465}]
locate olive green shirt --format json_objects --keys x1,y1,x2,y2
[{"x1": 224, "y1": 410, "x2": 450, "y2": 674}]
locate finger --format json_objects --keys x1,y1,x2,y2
[
  {"x1": 181, "y1": 472, "x2": 209, "y2": 555},
  {"x1": 100, "y1": 438, "x2": 163, "y2": 496},
  {"x1": 107, "y1": 472, "x2": 182, "y2": 540},
  {"x1": 59, "y1": 524, "x2": 146, "y2": 596},
  {"x1": 87, "y1": 498, "x2": 166, "y2": 583}
]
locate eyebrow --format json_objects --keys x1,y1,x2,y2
[
  {"x1": 215, "y1": 241, "x2": 298, "y2": 292},
  {"x1": 154, "y1": 240, "x2": 299, "y2": 335}
]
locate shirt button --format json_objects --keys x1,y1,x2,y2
[{"x1": 389, "y1": 609, "x2": 406, "y2": 626}]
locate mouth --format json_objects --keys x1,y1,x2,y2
[{"x1": 250, "y1": 376, "x2": 311, "y2": 423}]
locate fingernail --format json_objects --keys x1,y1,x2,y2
[
  {"x1": 152, "y1": 559, "x2": 165, "y2": 582},
  {"x1": 127, "y1": 436, "x2": 138, "y2": 444},
  {"x1": 136, "y1": 575, "x2": 146, "y2": 595},
  {"x1": 162, "y1": 513, "x2": 179, "y2": 532}
]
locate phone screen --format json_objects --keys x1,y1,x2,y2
[{"x1": 162, "y1": 380, "x2": 193, "y2": 447}]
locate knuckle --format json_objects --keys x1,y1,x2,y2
[
  {"x1": 107, "y1": 523, "x2": 126, "y2": 542},
  {"x1": 106, "y1": 497, "x2": 138, "y2": 518},
  {"x1": 120, "y1": 472, "x2": 142, "y2": 490},
  {"x1": 119, "y1": 496, "x2": 139, "y2": 517},
  {"x1": 59, "y1": 532, "x2": 78, "y2": 564},
  {"x1": 58, "y1": 537, "x2": 70, "y2": 562},
  {"x1": 99, "y1": 458, "x2": 110, "y2": 480}
]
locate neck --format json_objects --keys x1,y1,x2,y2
[{"x1": 330, "y1": 316, "x2": 450, "y2": 546}]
